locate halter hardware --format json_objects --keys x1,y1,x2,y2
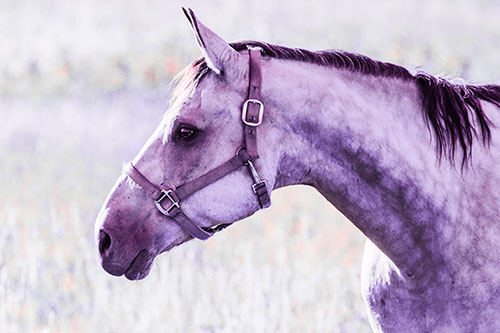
[
  {"x1": 154, "y1": 190, "x2": 179, "y2": 216},
  {"x1": 246, "y1": 159, "x2": 267, "y2": 193},
  {"x1": 124, "y1": 48, "x2": 270, "y2": 240},
  {"x1": 241, "y1": 99, "x2": 264, "y2": 126}
]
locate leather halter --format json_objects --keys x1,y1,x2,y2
[{"x1": 124, "y1": 48, "x2": 271, "y2": 240}]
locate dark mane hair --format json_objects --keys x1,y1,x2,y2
[{"x1": 174, "y1": 40, "x2": 500, "y2": 165}]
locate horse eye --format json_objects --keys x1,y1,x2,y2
[{"x1": 175, "y1": 126, "x2": 198, "y2": 141}]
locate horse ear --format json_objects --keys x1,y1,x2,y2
[{"x1": 182, "y1": 8, "x2": 243, "y2": 78}]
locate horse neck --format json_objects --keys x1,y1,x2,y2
[{"x1": 263, "y1": 59, "x2": 462, "y2": 278}]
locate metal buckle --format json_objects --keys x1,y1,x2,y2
[
  {"x1": 252, "y1": 180, "x2": 267, "y2": 194},
  {"x1": 154, "y1": 190, "x2": 179, "y2": 216},
  {"x1": 241, "y1": 99, "x2": 264, "y2": 127}
]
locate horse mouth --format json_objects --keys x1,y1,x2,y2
[{"x1": 124, "y1": 249, "x2": 154, "y2": 280}]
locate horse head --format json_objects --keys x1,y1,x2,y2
[{"x1": 94, "y1": 9, "x2": 280, "y2": 280}]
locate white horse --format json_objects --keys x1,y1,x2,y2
[{"x1": 95, "y1": 9, "x2": 500, "y2": 332}]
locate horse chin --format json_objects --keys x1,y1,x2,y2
[
  {"x1": 124, "y1": 249, "x2": 155, "y2": 280},
  {"x1": 123, "y1": 235, "x2": 190, "y2": 280}
]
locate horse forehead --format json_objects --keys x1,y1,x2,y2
[
  {"x1": 179, "y1": 82, "x2": 235, "y2": 118},
  {"x1": 199, "y1": 78, "x2": 237, "y2": 106}
]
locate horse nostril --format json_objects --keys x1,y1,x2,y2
[{"x1": 98, "y1": 230, "x2": 112, "y2": 256}]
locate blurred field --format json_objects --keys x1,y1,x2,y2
[{"x1": 1, "y1": 0, "x2": 499, "y2": 332}]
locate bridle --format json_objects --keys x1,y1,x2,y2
[{"x1": 124, "y1": 48, "x2": 271, "y2": 240}]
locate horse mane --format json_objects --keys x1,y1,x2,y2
[{"x1": 172, "y1": 40, "x2": 500, "y2": 165}]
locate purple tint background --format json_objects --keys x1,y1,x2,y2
[{"x1": 1, "y1": 0, "x2": 499, "y2": 331}]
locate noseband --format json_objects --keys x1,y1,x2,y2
[{"x1": 124, "y1": 48, "x2": 271, "y2": 240}]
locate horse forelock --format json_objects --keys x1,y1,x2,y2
[
  {"x1": 177, "y1": 40, "x2": 500, "y2": 165},
  {"x1": 169, "y1": 56, "x2": 209, "y2": 110}
]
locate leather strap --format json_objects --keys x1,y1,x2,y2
[
  {"x1": 166, "y1": 208, "x2": 213, "y2": 240},
  {"x1": 253, "y1": 180, "x2": 271, "y2": 208},
  {"x1": 124, "y1": 163, "x2": 162, "y2": 199},
  {"x1": 242, "y1": 48, "x2": 270, "y2": 208},
  {"x1": 175, "y1": 149, "x2": 250, "y2": 200},
  {"x1": 244, "y1": 48, "x2": 262, "y2": 159},
  {"x1": 124, "y1": 48, "x2": 270, "y2": 240}
]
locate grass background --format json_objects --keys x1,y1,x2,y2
[{"x1": 1, "y1": 0, "x2": 499, "y2": 331}]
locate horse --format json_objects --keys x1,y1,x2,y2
[{"x1": 95, "y1": 8, "x2": 500, "y2": 332}]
